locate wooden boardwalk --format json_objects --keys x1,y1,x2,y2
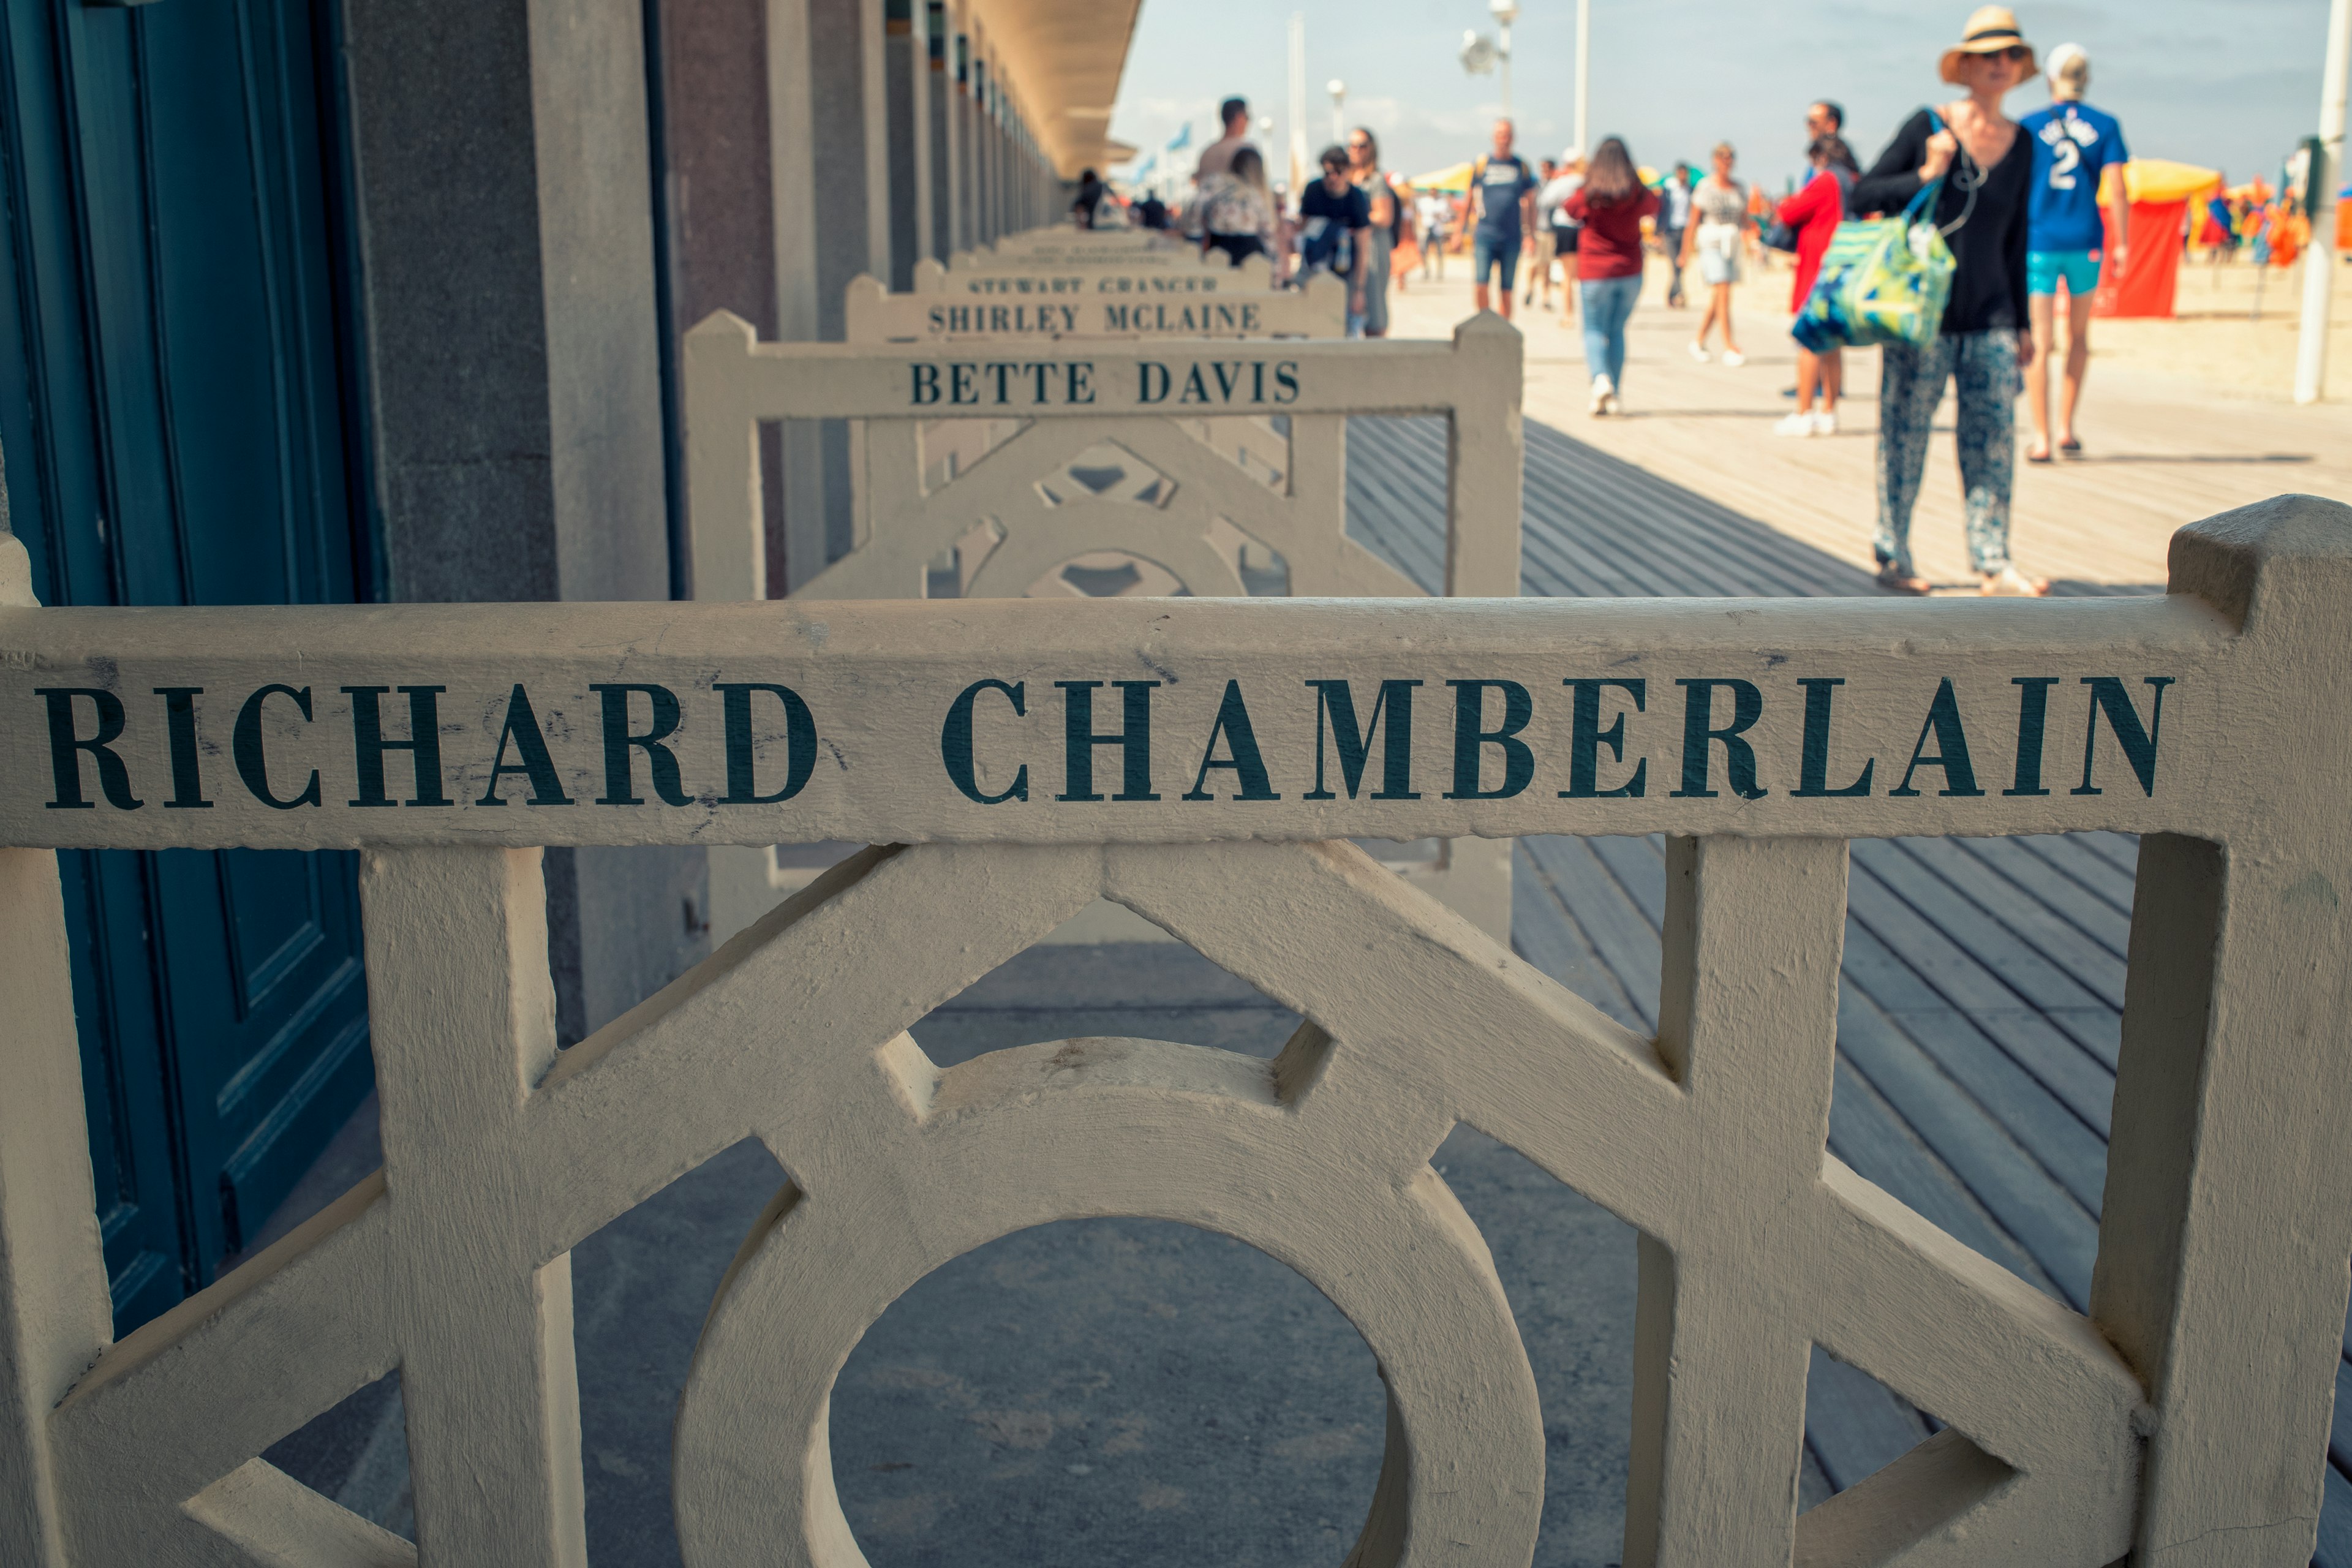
[
  {"x1": 1342, "y1": 405, "x2": 2352, "y2": 1549},
  {"x1": 1390, "y1": 264, "x2": 2352, "y2": 597}
]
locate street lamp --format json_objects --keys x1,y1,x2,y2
[
  {"x1": 1327, "y1": 79, "x2": 1347, "y2": 145},
  {"x1": 1489, "y1": 0, "x2": 1519, "y2": 120}
]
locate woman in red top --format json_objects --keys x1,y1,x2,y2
[
  {"x1": 1774, "y1": 134, "x2": 1858, "y2": 435},
  {"x1": 1561, "y1": 137, "x2": 1659, "y2": 416}
]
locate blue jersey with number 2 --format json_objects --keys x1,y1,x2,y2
[{"x1": 2019, "y1": 101, "x2": 2128, "y2": 252}]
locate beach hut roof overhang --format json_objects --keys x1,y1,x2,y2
[{"x1": 974, "y1": 0, "x2": 1144, "y2": 181}]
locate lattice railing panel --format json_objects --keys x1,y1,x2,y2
[
  {"x1": 6, "y1": 496, "x2": 2352, "y2": 1566},
  {"x1": 23, "y1": 837, "x2": 2148, "y2": 1567},
  {"x1": 681, "y1": 309, "x2": 1525, "y2": 944}
]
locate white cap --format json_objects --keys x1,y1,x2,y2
[
  {"x1": 1560, "y1": 145, "x2": 1583, "y2": 164},
  {"x1": 2046, "y1": 42, "x2": 2090, "y2": 96}
]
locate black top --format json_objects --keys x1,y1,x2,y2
[
  {"x1": 1850, "y1": 108, "x2": 2031, "y2": 336},
  {"x1": 1297, "y1": 179, "x2": 1370, "y2": 274}
]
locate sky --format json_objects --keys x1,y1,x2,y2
[{"x1": 1107, "y1": 0, "x2": 2337, "y2": 196}]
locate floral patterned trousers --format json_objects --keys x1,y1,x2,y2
[{"x1": 1874, "y1": 329, "x2": 2020, "y2": 577}]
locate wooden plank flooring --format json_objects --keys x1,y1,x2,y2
[{"x1": 1342, "y1": 409, "x2": 2352, "y2": 1547}]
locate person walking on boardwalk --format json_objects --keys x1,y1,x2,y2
[
  {"x1": 1680, "y1": 143, "x2": 1751, "y2": 364},
  {"x1": 1561, "y1": 137, "x2": 1659, "y2": 416},
  {"x1": 2018, "y1": 42, "x2": 2129, "y2": 462},
  {"x1": 1656, "y1": 160, "x2": 1691, "y2": 308},
  {"x1": 1415, "y1": 186, "x2": 1450, "y2": 279},
  {"x1": 1185, "y1": 97, "x2": 1257, "y2": 241},
  {"x1": 1523, "y1": 158, "x2": 1560, "y2": 311},
  {"x1": 1197, "y1": 96, "x2": 1254, "y2": 179},
  {"x1": 1296, "y1": 144, "x2": 1371, "y2": 325},
  {"x1": 1851, "y1": 5, "x2": 2047, "y2": 597},
  {"x1": 1389, "y1": 176, "x2": 1419, "y2": 291},
  {"x1": 1470, "y1": 119, "x2": 1540, "y2": 320},
  {"x1": 1774, "y1": 134, "x2": 1859, "y2": 436},
  {"x1": 1347, "y1": 127, "x2": 1397, "y2": 337},
  {"x1": 1539, "y1": 151, "x2": 1586, "y2": 320},
  {"x1": 1198, "y1": 146, "x2": 1278, "y2": 268},
  {"x1": 1072, "y1": 168, "x2": 1106, "y2": 228}
]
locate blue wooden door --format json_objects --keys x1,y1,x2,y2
[{"x1": 0, "y1": 0, "x2": 375, "y2": 1329}]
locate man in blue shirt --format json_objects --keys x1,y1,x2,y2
[
  {"x1": 2018, "y1": 43, "x2": 2130, "y2": 461},
  {"x1": 1469, "y1": 118, "x2": 1539, "y2": 322},
  {"x1": 1295, "y1": 145, "x2": 1370, "y2": 326}
]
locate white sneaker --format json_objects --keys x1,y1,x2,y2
[
  {"x1": 1773, "y1": 411, "x2": 1815, "y2": 437},
  {"x1": 1604, "y1": 391, "x2": 1624, "y2": 417},
  {"x1": 1722, "y1": 349, "x2": 1747, "y2": 367},
  {"x1": 1589, "y1": 374, "x2": 1614, "y2": 415},
  {"x1": 1686, "y1": 341, "x2": 1711, "y2": 363},
  {"x1": 1811, "y1": 409, "x2": 1839, "y2": 435}
]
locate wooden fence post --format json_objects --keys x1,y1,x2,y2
[
  {"x1": 0, "y1": 535, "x2": 108, "y2": 1568},
  {"x1": 2094, "y1": 497, "x2": 2352, "y2": 1566},
  {"x1": 1623, "y1": 835, "x2": 1845, "y2": 1568},
  {"x1": 362, "y1": 846, "x2": 587, "y2": 1568}
]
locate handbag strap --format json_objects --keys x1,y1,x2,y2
[
  {"x1": 1917, "y1": 106, "x2": 1986, "y2": 238},
  {"x1": 1900, "y1": 109, "x2": 1947, "y2": 223},
  {"x1": 1900, "y1": 108, "x2": 1956, "y2": 221}
]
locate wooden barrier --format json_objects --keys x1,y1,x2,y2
[
  {"x1": 937, "y1": 222, "x2": 1276, "y2": 292},
  {"x1": 845, "y1": 270, "x2": 1343, "y2": 342},
  {"x1": 932, "y1": 250, "x2": 1279, "y2": 294},
  {"x1": 682, "y1": 312, "x2": 1524, "y2": 943},
  {"x1": 4, "y1": 496, "x2": 2351, "y2": 1566}
]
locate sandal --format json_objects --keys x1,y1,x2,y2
[
  {"x1": 1875, "y1": 562, "x2": 1932, "y2": 595},
  {"x1": 1980, "y1": 566, "x2": 2050, "y2": 597},
  {"x1": 2058, "y1": 436, "x2": 2083, "y2": 458},
  {"x1": 2026, "y1": 441, "x2": 2052, "y2": 464}
]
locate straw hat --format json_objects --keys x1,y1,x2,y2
[{"x1": 1939, "y1": 6, "x2": 2035, "y2": 84}]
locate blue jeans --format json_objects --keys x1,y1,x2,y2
[
  {"x1": 1875, "y1": 330, "x2": 2021, "y2": 575},
  {"x1": 1579, "y1": 274, "x2": 1641, "y2": 388}
]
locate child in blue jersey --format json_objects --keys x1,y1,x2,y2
[{"x1": 2017, "y1": 43, "x2": 2130, "y2": 461}]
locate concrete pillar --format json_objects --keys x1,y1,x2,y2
[
  {"x1": 966, "y1": 50, "x2": 981, "y2": 244},
  {"x1": 984, "y1": 49, "x2": 1003, "y2": 241},
  {"x1": 926, "y1": 0, "x2": 956, "y2": 258},
  {"x1": 970, "y1": 52, "x2": 990, "y2": 244},
  {"x1": 344, "y1": 0, "x2": 706, "y2": 1041},
  {"x1": 991, "y1": 64, "x2": 1008, "y2": 235},
  {"x1": 770, "y1": 0, "x2": 889, "y2": 585},
  {"x1": 654, "y1": 0, "x2": 788, "y2": 605},
  {"x1": 884, "y1": 0, "x2": 932, "y2": 283},
  {"x1": 1018, "y1": 114, "x2": 1032, "y2": 225},
  {"x1": 949, "y1": 17, "x2": 973, "y2": 251},
  {"x1": 1008, "y1": 105, "x2": 1019, "y2": 230}
]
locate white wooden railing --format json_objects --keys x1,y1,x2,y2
[
  {"x1": 680, "y1": 314, "x2": 1525, "y2": 943},
  {"x1": 4, "y1": 495, "x2": 2351, "y2": 1567},
  {"x1": 848, "y1": 268, "x2": 1343, "y2": 342}
]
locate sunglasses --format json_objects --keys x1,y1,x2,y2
[{"x1": 1981, "y1": 43, "x2": 2031, "y2": 62}]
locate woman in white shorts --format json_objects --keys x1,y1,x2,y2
[{"x1": 1678, "y1": 141, "x2": 1751, "y2": 365}]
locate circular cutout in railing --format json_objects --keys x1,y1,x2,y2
[{"x1": 828, "y1": 1216, "x2": 1384, "y2": 1566}]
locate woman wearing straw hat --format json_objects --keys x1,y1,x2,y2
[{"x1": 1850, "y1": 6, "x2": 2048, "y2": 597}]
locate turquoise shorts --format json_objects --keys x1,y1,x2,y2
[{"x1": 2027, "y1": 248, "x2": 2101, "y2": 297}]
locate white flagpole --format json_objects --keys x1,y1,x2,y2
[
  {"x1": 1288, "y1": 13, "x2": 1308, "y2": 195},
  {"x1": 2294, "y1": 0, "x2": 2350, "y2": 404},
  {"x1": 1575, "y1": 0, "x2": 1591, "y2": 154}
]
